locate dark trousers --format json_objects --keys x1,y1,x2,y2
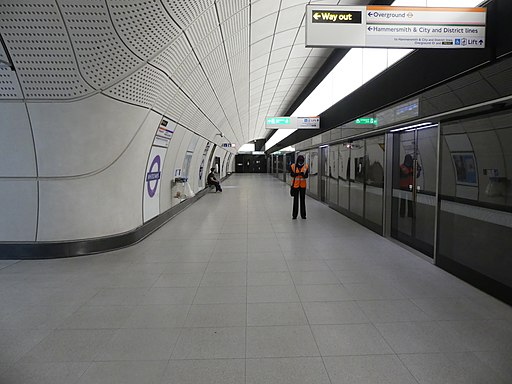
[
  {"x1": 292, "y1": 187, "x2": 306, "y2": 218},
  {"x1": 211, "y1": 181, "x2": 222, "y2": 192}
]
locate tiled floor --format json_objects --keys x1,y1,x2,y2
[{"x1": 0, "y1": 174, "x2": 511, "y2": 384}]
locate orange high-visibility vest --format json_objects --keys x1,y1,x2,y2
[{"x1": 291, "y1": 163, "x2": 308, "y2": 189}]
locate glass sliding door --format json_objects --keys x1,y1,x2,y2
[
  {"x1": 338, "y1": 144, "x2": 350, "y2": 211},
  {"x1": 320, "y1": 146, "x2": 328, "y2": 202},
  {"x1": 328, "y1": 144, "x2": 339, "y2": 206},
  {"x1": 349, "y1": 139, "x2": 365, "y2": 218},
  {"x1": 391, "y1": 124, "x2": 438, "y2": 257},
  {"x1": 364, "y1": 136, "x2": 385, "y2": 231}
]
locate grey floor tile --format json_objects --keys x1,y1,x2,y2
[
  {"x1": 357, "y1": 299, "x2": 431, "y2": 322},
  {"x1": 290, "y1": 270, "x2": 340, "y2": 285},
  {"x1": 411, "y1": 297, "x2": 491, "y2": 320},
  {"x1": 154, "y1": 273, "x2": 204, "y2": 287},
  {"x1": 96, "y1": 328, "x2": 180, "y2": 361},
  {"x1": 311, "y1": 324, "x2": 393, "y2": 356},
  {"x1": 247, "y1": 272, "x2": 293, "y2": 286},
  {"x1": 19, "y1": 330, "x2": 115, "y2": 362},
  {"x1": 303, "y1": 301, "x2": 369, "y2": 324},
  {"x1": 162, "y1": 263, "x2": 208, "y2": 274},
  {"x1": 0, "y1": 362, "x2": 90, "y2": 384},
  {"x1": 200, "y1": 272, "x2": 246, "y2": 287},
  {"x1": 58, "y1": 306, "x2": 134, "y2": 329},
  {"x1": 77, "y1": 361, "x2": 167, "y2": 384},
  {"x1": 142, "y1": 287, "x2": 197, "y2": 305},
  {"x1": 399, "y1": 352, "x2": 507, "y2": 384},
  {"x1": 438, "y1": 319, "x2": 512, "y2": 353},
  {"x1": 122, "y1": 305, "x2": 189, "y2": 328},
  {"x1": 0, "y1": 305, "x2": 78, "y2": 330},
  {"x1": 247, "y1": 259, "x2": 288, "y2": 272},
  {"x1": 194, "y1": 286, "x2": 247, "y2": 304},
  {"x1": 374, "y1": 321, "x2": 470, "y2": 354},
  {"x1": 246, "y1": 326, "x2": 319, "y2": 358},
  {"x1": 324, "y1": 355, "x2": 418, "y2": 384},
  {"x1": 247, "y1": 303, "x2": 308, "y2": 326},
  {"x1": 0, "y1": 329, "x2": 51, "y2": 364},
  {"x1": 296, "y1": 284, "x2": 352, "y2": 302},
  {"x1": 286, "y1": 261, "x2": 331, "y2": 272},
  {"x1": 248, "y1": 285, "x2": 300, "y2": 303},
  {"x1": 343, "y1": 282, "x2": 406, "y2": 300},
  {"x1": 163, "y1": 359, "x2": 245, "y2": 384},
  {"x1": 172, "y1": 327, "x2": 245, "y2": 359},
  {"x1": 246, "y1": 357, "x2": 330, "y2": 384},
  {"x1": 185, "y1": 304, "x2": 246, "y2": 327},
  {"x1": 206, "y1": 262, "x2": 247, "y2": 273},
  {"x1": 474, "y1": 351, "x2": 512, "y2": 383},
  {"x1": 88, "y1": 288, "x2": 148, "y2": 306}
]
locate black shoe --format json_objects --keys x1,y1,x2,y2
[
  {"x1": 292, "y1": 217, "x2": 297, "y2": 220},
  {"x1": 301, "y1": 216, "x2": 306, "y2": 219}
]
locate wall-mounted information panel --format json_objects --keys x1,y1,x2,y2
[
  {"x1": 306, "y1": 5, "x2": 486, "y2": 49},
  {"x1": 266, "y1": 116, "x2": 320, "y2": 129}
]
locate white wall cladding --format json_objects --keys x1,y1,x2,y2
[
  {"x1": 0, "y1": 0, "x2": 94, "y2": 99},
  {"x1": 28, "y1": 94, "x2": 150, "y2": 177},
  {"x1": 0, "y1": 0, "x2": 330, "y2": 242},
  {"x1": 0, "y1": 103, "x2": 36, "y2": 177},
  {"x1": 108, "y1": 0, "x2": 180, "y2": 60},
  {"x1": 0, "y1": 44, "x2": 23, "y2": 99},
  {"x1": 104, "y1": 64, "x2": 168, "y2": 109},
  {"x1": 0, "y1": 180, "x2": 38, "y2": 241},
  {"x1": 37, "y1": 111, "x2": 160, "y2": 241},
  {"x1": 58, "y1": 0, "x2": 143, "y2": 89}
]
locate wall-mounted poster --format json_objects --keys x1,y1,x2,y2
[{"x1": 452, "y1": 152, "x2": 478, "y2": 186}]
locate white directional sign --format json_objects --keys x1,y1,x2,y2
[{"x1": 306, "y1": 5, "x2": 486, "y2": 49}]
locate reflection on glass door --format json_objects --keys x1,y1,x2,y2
[
  {"x1": 320, "y1": 146, "x2": 328, "y2": 202},
  {"x1": 349, "y1": 140, "x2": 365, "y2": 217},
  {"x1": 391, "y1": 124, "x2": 438, "y2": 257}
]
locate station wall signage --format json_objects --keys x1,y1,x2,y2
[
  {"x1": 266, "y1": 116, "x2": 320, "y2": 129},
  {"x1": 306, "y1": 5, "x2": 486, "y2": 49}
]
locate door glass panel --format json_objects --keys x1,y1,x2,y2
[
  {"x1": 309, "y1": 150, "x2": 319, "y2": 197},
  {"x1": 365, "y1": 136, "x2": 385, "y2": 228},
  {"x1": 349, "y1": 140, "x2": 365, "y2": 217},
  {"x1": 320, "y1": 146, "x2": 328, "y2": 202},
  {"x1": 328, "y1": 145, "x2": 339, "y2": 205},
  {"x1": 338, "y1": 144, "x2": 350, "y2": 210}
]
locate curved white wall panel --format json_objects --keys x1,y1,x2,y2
[
  {"x1": 0, "y1": 0, "x2": 94, "y2": 99},
  {"x1": 0, "y1": 45, "x2": 23, "y2": 99},
  {"x1": 108, "y1": 0, "x2": 180, "y2": 60},
  {"x1": 162, "y1": 0, "x2": 214, "y2": 29},
  {"x1": 159, "y1": 125, "x2": 187, "y2": 211},
  {"x1": 0, "y1": 103, "x2": 36, "y2": 177},
  {"x1": 104, "y1": 64, "x2": 168, "y2": 109},
  {"x1": 37, "y1": 111, "x2": 160, "y2": 241},
  {"x1": 0, "y1": 180, "x2": 38, "y2": 241},
  {"x1": 28, "y1": 94, "x2": 149, "y2": 177},
  {"x1": 59, "y1": 0, "x2": 143, "y2": 89}
]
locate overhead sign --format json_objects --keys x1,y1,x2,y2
[
  {"x1": 355, "y1": 118, "x2": 378, "y2": 125},
  {"x1": 306, "y1": 5, "x2": 486, "y2": 49},
  {"x1": 266, "y1": 116, "x2": 320, "y2": 129},
  {"x1": 266, "y1": 117, "x2": 290, "y2": 125},
  {"x1": 222, "y1": 143, "x2": 236, "y2": 148}
]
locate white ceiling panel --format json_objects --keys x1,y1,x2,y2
[
  {"x1": 251, "y1": 0, "x2": 280, "y2": 22},
  {"x1": 251, "y1": 14, "x2": 278, "y2": 42},
  {"x1": 276, "y1": 4, "x2": 306, "y2": 32},
  {"x1": 273, "y1": 29, "x2": 298, "y2": 51}
]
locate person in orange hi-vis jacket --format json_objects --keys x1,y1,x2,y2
[{"x1": 290, "y1": 154, "x2": 309, "y2": 219}]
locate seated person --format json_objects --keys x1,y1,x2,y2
[{"x1": 207, "y1": 168, "x2": 222, "y2": 192}]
